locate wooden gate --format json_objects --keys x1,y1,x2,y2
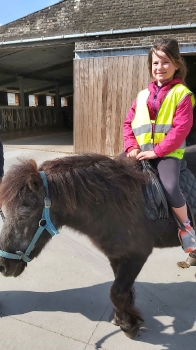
[{"x1": 74, "y1": 55, "x2": 150, "y2": 156}]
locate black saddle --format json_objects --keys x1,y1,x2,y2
[{"x1": 142, "y1": 159, "x2": 196, "y2": 230}]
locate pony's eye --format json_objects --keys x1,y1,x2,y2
[{"x1": 17, "y1": 208, "x2": 32, "y2": 222}]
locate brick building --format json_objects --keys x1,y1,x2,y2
[{"x1": 0, "y1": 0, "x2": 196, "y2": 155}]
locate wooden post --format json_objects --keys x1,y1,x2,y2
[
  {"x1": 18, "y1": 76, "x2": 25, "y2": 128},
  {"x1": 55, "y1": 82, "x2": 60, "y2": 125}
]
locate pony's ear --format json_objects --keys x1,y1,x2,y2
[{"x1": 27, "y1": 173, "x2": 43, "y2": 193}]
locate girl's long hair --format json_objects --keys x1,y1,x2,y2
[{"x1": 148, "y1": 38, "x2": 187, "y2": 82}]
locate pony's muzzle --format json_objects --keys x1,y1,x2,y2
[{"x1": 0, "y1": 257, "x2": 26, "y2": 277}]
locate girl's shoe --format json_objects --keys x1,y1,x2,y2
[{"x1": 178, "y1": 224, "x2": 196, "y2": 253}]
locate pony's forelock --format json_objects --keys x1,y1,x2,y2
[{"x1": 0, "y1": 159, "x2": 38, "y2": 210}]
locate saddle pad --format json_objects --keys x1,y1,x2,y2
[
  {"x1": 142, "y1": 161, "x2": 169, "y2": 221},
  {"x1": 143, "y1": 161, "x2": 196, "y2": 220}
]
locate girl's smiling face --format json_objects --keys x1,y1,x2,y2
[{"x1": 152, "y1": 50, "x2": 179, "y2": 86}]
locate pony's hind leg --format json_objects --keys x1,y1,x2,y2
[{"x1": 109, "y1": 254, "x2": 147, "y2": 338}]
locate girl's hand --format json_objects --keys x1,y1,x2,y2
[
  {"x1": 136, "y1": 150, "x2": 158, "y2": 160},
  {"x1": 127, "y1": 149, "x2": 141, "y2": 158}
]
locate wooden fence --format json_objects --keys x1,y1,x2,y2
[
  {"x1": 74, "y1": 55, "x2": 150, "y2": 156},
  {"x1": 0, "y1": 106, "x2": 69, "y2": 131}
]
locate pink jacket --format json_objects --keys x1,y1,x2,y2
[{"x1": 124, "y1": 79, "x2": 194, "y2": 157}]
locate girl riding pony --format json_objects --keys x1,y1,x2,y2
[{"x1": 124, "y1": 38, "x2": 196, "y2": 253}]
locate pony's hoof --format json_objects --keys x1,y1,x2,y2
[
  {"x1": 121, "y1": 324, "x2": 139, "y2": 339},
  {"x1": 109, "y1": 310, "x2": 120, "y2": 326}
]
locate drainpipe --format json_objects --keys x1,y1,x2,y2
[{"x1": 0, "y1": 23, "x2": 196, "y2": 46}]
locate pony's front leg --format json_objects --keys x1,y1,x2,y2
[{"x1": 109, "y1": 254, "x2": 147, "y2": 338}]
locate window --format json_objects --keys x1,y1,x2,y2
[
  {"x1": 46, "y1": 96, "x2": 54, "y2": 106},
  {"x1": 7, "y1": 93, "x2": 19, "y2": 106},
  {"x1": 28, "y1": 95, "x2": 38, "y2": 106},
  {"x1": 61, "y1": 97, "x2": 68, "y2": 107}
]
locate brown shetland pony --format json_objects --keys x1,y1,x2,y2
[{"x1": 0, "y1": 146, "x2": 195, "y2": 338}]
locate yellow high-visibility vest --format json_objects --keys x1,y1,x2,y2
[{"x1": 132, "y1": 84, "x2": 195, "y2": 159}]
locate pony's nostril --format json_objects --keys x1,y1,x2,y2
[{"x1": 0, "y1": 265, "x2": 5, "y2": 274}]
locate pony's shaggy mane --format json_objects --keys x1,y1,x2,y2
[
  {"x1": 40, "y1": 154, "x2": 145, "y2": 216},
  {"x1": 0, "y1": 154, "x2": 145, "y2": 218}
]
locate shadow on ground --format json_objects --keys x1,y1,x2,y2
[{"x1": 0, "y1": 280, "x2": 196, "y2": 348}]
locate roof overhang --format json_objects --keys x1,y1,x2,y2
[{"x1": 0, "y1": 41, "x2": 74, "y2": 97}]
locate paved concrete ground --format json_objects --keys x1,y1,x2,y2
[
  {"x1": 0, "y1": 132, "x2": 196, "y2": 350},
  {"x1": 3, "y1": 130, "x2": 74, "y2": 154}
]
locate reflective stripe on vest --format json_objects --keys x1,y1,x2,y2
[{"x1": 132, "y1": 84, "x2": 195, "y2": 159}]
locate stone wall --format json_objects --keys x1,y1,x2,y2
[
  {"x1": 75, "y1": 29, "x2": 196, "y2": 51},
  {"x1": 0, "y1": 0, "x2": 196, "y2": 41}
]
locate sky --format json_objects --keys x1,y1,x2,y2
[{"x1": 0, "y1": 0, "x2": 60, "y2": 25}]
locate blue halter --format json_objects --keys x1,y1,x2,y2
[{"x1": 0, "y1": 171, "x2": 59, "y2": 263}]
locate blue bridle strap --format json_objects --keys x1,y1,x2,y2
[{"x1": 0, "y1": 171, "x2": 59, "y2": 263}]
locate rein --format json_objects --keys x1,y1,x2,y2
[{"x1": 0, "y1": 171, "x2": 59, "y2": 263}]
